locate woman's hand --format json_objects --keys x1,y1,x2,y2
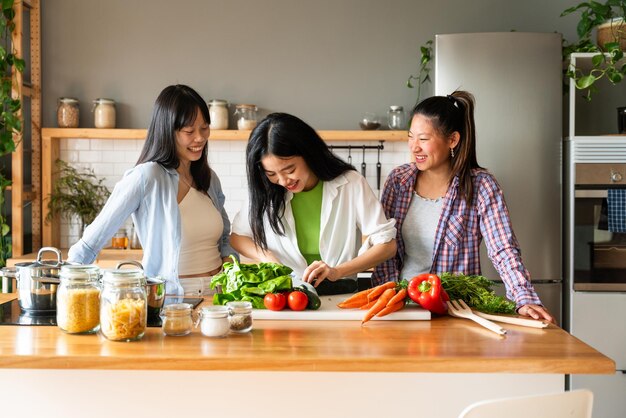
[
  {"x1": 517, "y1": 304, "x2": 556, "y2": 324},
  {"x1": 302, "y1": 261, "x2": 339, "y2": 287}
]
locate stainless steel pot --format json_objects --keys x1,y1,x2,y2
[
  {"x1": 115, "y1": 261, "x2": 165, "y2": 318},
  {"x1": 15, "y1": 247, "x2": 75, "y2": 313}
]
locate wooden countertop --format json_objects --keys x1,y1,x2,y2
[
  {"x1": 0, "y1": 294, "x2": 614, "y2": 374},
  {"x1": 7, "y1": 249, "x2": 143, "y2": 268}
]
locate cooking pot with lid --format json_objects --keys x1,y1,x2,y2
[
  {"x1": 115, "y1": 261, "x2": 165, "y2": 318},
  {"x1": 15, "y1": 247, "x2": 76, "y2": 313}
]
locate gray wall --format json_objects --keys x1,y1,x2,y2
[{"x1": 42, "y1": 0, "x2": 600, "y2": 131}]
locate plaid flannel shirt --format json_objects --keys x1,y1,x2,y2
[{"x1": 372, "y1": 163, "x2": 541, "y2": 308}]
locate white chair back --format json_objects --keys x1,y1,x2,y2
[{"x1": 459, "y1": 389, "x2": 593, "y2": 418}]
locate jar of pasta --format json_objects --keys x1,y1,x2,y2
[
  {"x1": 100, "y1": 268, "x2": 147, "y2": 342},
  {"x1": 57, "y1": 97, "x2": 80, "y2": 128},
  {"x1": 57, "y1": 264, "x2": 101, "y2": 334},
  {"x1": 93, "y1": 98, "x2": 116, "y2": 128}
]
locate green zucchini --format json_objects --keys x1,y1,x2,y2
[{"x1": 297, "y1": 284, "x2": 321, "y2": 310}]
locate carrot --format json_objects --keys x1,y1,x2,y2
[
  {"x1": 359, "y1": 299, "x2": 378, "y2": 310},
  {"x1": 366, "y1": 281, "x2": 397, "y2": 301},
  {"x1": 362, "y1": 288, "x2": 396, "y2": 324},
  {"x1": 337, "y1": 288, "x2": 371, "y2": 308},
  {"x1": 386, "y1": 288, "x2": 407, "y2": 307},
  {"x1": 376, "y1": 300, "x2": 405, "y2": 318}
]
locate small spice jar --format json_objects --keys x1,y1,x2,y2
[
  {"x1": 387, "y1": 106, "x2": 406, "y2": 130},
  {"x1": 198, "y1": 305, "x2": 230, "y2": 337},
  {"x1": 160, "y1": 303, "x2": 193, "y2": 336},
  {"x1": 57, "y1": 97, "x2": 80, "y2": 128},
  {"x1": 226, "y1": 301, "x2": 253, "y2": 333},
  {"x1": 100, "y1": 268, "x2": 147, "y2": 342},
  {"x1": 234, "y1": 104, "x2": 258, "y2": 130},
  {"x1": 93, "y1": 98, "x2": 116, "y2": 128},
  {"x1": 208, "y1": 99, "x2": 229, "y2": 130},
  {"x1": 111, "y1": 228, "x2": 128, "y2": 249},
  {"x1": 57, "y1": 264, "x2": 101, "y2": 334}
]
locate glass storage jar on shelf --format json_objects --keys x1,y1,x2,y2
[
  {"x1": 387, "y1": 105, "x2": 406, "y2": 130},
  {"x1": 234, "y1": 104, "x2": 258, "y2": 130},
  {"x1": 160, "y1": 303, "x2": 194, "y2": 336},
  {"x1": 208, "y1": 99, "x2": 229, "y2": 130},
  {"x1": 100, "y1": 268, "x2": 147, "y2": 342},
  {"x1": 111, "y1": 228, "x2": 128, "y2": 249},
  {"x1": 93, "y1": 98, "x2": 116, "y2": 128},
  {"x1": 57, "y1": 97, "x2": 80, "y2": 128},
  {"x1": 57, "y1": 264, "x2": 101, "y2": 334}
]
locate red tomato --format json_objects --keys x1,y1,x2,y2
[
  {"x1": 264, "y1": 293, "x2": 287, "y2": 311},
  {"x1": 287, "y1": 291, "x2": 308, "y2": 311}
]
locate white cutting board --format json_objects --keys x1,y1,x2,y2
[{"x1": 252, "y1": 294, "x2": 431, "y2": 321}]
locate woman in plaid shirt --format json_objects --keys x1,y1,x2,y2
[{"x1": 372, "y1": 91, "x2": 554, "y2": 323}]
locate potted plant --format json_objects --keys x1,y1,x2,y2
[
  {"x1": 561, "y1": 0, "x2": 626, "y2": 100},
  {"x1": 406, "y1": 39, "x2": 433, "y2": 108},
  {"x1": 46, "y1": 160, "x2": 110, "y2": 235},
  {"x1": 0, "y1": 0, "x2": 24, "y2": 267}
]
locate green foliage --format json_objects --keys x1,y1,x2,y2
[
  {"x1": 406, "y1": 39, "x2": 433, "y2": 109},
  {"x1": 46, "y1": 160, "x2": 111, "y2": 232},
  {"x1": 439, "y1": 272, "x2": 517, "y2": 315},
  {"x1": 561, "y1": 0, "x2": 626, "y2": 100},
  {"x1": 0, "y1": 0, "x2": 23, "y2": 267},
  {"x1": 211, "y1": 255, "x2": 293, "y2": 309}
]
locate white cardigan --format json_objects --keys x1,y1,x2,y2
[{"x1": 232, "y1": 170, "x2": 396, "y2": 281}]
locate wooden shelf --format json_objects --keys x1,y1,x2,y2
[{"x1": 41, "y1": 128, "x2": 408, "y2": 142}]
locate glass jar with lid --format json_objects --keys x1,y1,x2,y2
[
  {"x1": 57, "y1": 97, "x2": 80, "y2": 128},
  {"x1": 160, "y1": 303, "x2": 194, "y2": 336},
  {"x1": 234, "y1": 104, "x2": 258, "y2": 130},
  {"x1": 198, "y1": 305, "x2": 230, "y2": 337},
  {"x1": 226, "y1": 301, "x2": 253, "y2": 333},
  {"x1": 100, "y1": 268, "x2": 147, "y2": 341},
  {"x1": 93, "y1": 98, "x2": 116, "y2": 128},
  {"x1": 57, "y1": 264, "x2": 101, "y2": 334},
  {"x1": 208, "y1": 99, "x2": 229, "y2": 130},
  {"x1": 387, "y1": 106, "x2": 406, "y2": 130},
  {"x1": 111, "y1": 228, "x2": 128, "y2": 249}
]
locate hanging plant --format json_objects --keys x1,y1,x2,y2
[
  {"x1": 0, "y1": 0, "x2": 24, "y2": 266},
  {"x1": 406, "y1": 39, "x2": 433, "y2": 109}
]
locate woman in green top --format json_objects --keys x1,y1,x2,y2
[{"x1": 231, "y1": 113, "x2": 397, "y2": 295}]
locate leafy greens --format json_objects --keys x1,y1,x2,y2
[
  {"x1": 440, "y1": 272, "x2": 516, "y2": 314},
  {"x1": 210, "y1": 255, "x2": 293, "y2": 309}
]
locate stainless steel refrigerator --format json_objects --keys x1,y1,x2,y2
[{"x1": 434, "y1": 32, "x2": 563, "y2": 323}]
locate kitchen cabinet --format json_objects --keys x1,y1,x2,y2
[
  {"x1": 564, "y1": 52, "x2": 626, "y2": 418},
  {"x1": 0, "y1": 294, "x2": 614, "y2": 418}
]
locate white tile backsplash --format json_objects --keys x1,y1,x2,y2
[{"x1": 58, "y1": 137, "x2": 410, "y2": 247}]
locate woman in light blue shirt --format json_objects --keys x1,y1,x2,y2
[{"x1": 68, "y1": 85, "x2": 236, "y2": 296}]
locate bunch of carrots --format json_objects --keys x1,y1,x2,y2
[{"x1": 337, "y1": 281, "x2": 407, "y2": 325}]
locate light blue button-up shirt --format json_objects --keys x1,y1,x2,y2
[{"x1": 68, "y1": 162, "x2": 236, "y2": 295}]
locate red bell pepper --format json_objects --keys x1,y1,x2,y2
[{"x1": 407, "y1": 273, "x2": 449, "y2": 315}]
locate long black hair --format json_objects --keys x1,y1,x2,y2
[
  {"x1": 412, "y1": 90, "x2": 481, "y2": 204},
  {"x1": 137, "y1": 84, "x2": 211, "y2": 191},
  {"x1": 246, "y1": 112, "x2": 355, "y2": 250}
]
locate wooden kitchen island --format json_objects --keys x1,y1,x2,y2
[{"x1": 0, "y1": 293, "x2": 614, "y2": 418}]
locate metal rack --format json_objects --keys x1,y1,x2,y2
[{"x1": 329, "y1": 141, "x2": 385, "y2": 189}]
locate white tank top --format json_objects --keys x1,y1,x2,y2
[{"x1": 178, "y1": 187, "x2": 224, "y2": 275}]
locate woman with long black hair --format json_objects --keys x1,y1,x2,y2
[
  {"x1": 231, "y1": 112, "x2": 396, "y2": 295},
  {"x1": 69, "y1": 85, "x2": 236, "y2": 296}
]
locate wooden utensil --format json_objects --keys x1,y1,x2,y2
[{"x1": 447, "y1": 299, "x2": 507, "y2": 335}]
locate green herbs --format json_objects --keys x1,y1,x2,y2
[
  {"x1": 440, "y1": 272, "x2": 516, "y2": 314},
  {"x1": 210, "y1": 255, "x2": 293, "y2": 309}
]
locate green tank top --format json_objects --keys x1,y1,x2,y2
[{"x1": 291, "y1": 180, "x2": 323, "y2": 265}]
